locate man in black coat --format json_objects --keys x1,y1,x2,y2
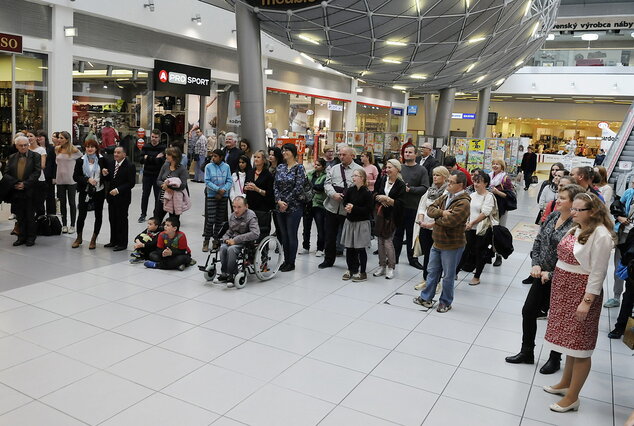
[
  {"x1": 138, "y1": 129, "x2": 166, "y2": 223},
  {"x1": 4, "y1": 136, "x2": 41, "y2": 246},
  {"x1": 520, "y1": 146, "x2": 537, "y2": 191},
  {"x1": 221, "y1": 132, "x2": 244, "y2": 174},
  {"x1": 102, "y1": 146, "x2": 136, "y2": 251},
  {"x1": 417, "y1": 142, "x2": 439, "y2": 182}
]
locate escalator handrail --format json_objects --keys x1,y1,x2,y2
[{"x1": 607, "y1": 102, "x2": 634, "y2": 177}]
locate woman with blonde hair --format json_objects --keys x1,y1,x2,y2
[
  {"x1": 341, "y1": 168, "x2": 373, "y2": 281},
  {"x1": 593, "y1": 165, "x2": 613, "y2": 208},
  {"x1": 55, "y1": 130, "x2": 81, "y2": 234},
  {"x1": 542, "y1": 192, "x2": 614, "y2": 412},
  {"x1": 413, "y1": 165, "x2": 449, "y2": 290}
]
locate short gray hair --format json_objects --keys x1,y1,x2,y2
[
  {"x1": 422, "y1": 142, "x2": 433, "y2": 149},
  {"x1": 14, "y1": 135, "x2": 29, "y2": 146},
  {"x1": 225, "y1": 132, "x2": 238, "y2": 140}
]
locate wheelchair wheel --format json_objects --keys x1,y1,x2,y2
[
  {"x1": 203, "y1": 266, "x2": 216, "y2": 282},
  {"x1": 254, "y1": 235, "x2": 283, "y2": 281},
  {"x1": 234, "y1": 271, "x2": 247, "y2": 289}
]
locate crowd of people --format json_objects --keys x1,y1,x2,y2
[{"x1": 1, "y1": 130, "x2": 630, "y2": 416}]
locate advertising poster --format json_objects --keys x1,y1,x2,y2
[
  {"x1": 483, "y1": 139, "x2": 496, "y2": 172},
  {"x1": 364, "y1": 133, "x2": 374, "y2": 152},
  {"x1": 467, "y1": 139, "x2": 485, "y2": 170},
  {"x1": 453, "y1": 138, "x2": 468, "y2": 168},
  {"x1": 374, "y1": 132, "x2": 385, "y2": 155},
  {"x1": 352, "y1": 132, "x2": 365, "y2": 154},
  {"x1": 346, "y1": 131, "x2": 355, "y2": 146}
]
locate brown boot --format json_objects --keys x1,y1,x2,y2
[
  {"x1": 72, "y1": 233, "x2": 82, "y2": 248},
  {"x1": 89, "y1": 233, "x2": 97, "y2": 250},
  {"x1": 202, "y1": 239, "x2": 209, "y2": 252}
]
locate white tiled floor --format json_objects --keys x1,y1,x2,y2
[{"x1": 0, "y1": 182, "x2": 630, "y2": 425}]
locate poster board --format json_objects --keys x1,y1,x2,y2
[
  {"x1": 467, "y1": 139, "x2": 485, "y2": 170},
  {"x1": 453, "y1": 138, "x2": 468, "y2": 168},
  {"x1": 352, "y1": 132, "x2": 365, "y2": 154}
]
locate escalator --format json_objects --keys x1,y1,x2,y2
[{"x1": 605, "y1": 103, "x2": 634, "y2": 195}]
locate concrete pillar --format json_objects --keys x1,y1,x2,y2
[
  {"x1": 433, "y1": 88, "x2": 456, "y2": 139},
  {"x1": 399, "y1": 91, "x2": 409, "y2": 134},
  {"x1": 424, "y1": 94, "x2": 436, "y2": 135},
  {"x1": 345, "y1": 79, "x2": 358, "y2": 132},
  {"x1": 473, "y1": 86, "x2": 491, "y2": 138},
  {"x1": 49, "y1": 5, "x2": 74, "y2": 134},
  {"x1": 235, "y1": 2, "x2": 266, "y2": 152}
]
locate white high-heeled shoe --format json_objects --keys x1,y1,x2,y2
[
  {"x1": 543, "y1": 385, "x2": 568, "y2": 396},
  {"x1": 549, "y1": 399, "x2": 579, "y2": 413}
]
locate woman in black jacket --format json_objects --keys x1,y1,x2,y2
[
  {"x1": 341, "y1": 169, "x2": 374, "y2": 282},
  {"x1": 373, "y1": 159, "x2": 406, "y2": 279},
  {"x1": 245, "y1": 150, "x2": 275, "y2": 237},
  {"x1": 72, "y1": 139, "x2": 107, "y2": 249}
]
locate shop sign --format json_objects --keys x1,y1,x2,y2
[
  {"x1": 0, "y1": 32, "x2": 22, "y2": 54},
  {"x1": 553, "y1": 16, "x2": 634, "y2": 31},
  {"x1": 391, "y1": 107, "x2": 404, "y2": 116},
  {"x1": 328, "y1": 103, "x2": 343, "y2": 111},
  {"x1": 452, "y1": 112, "x2": 475, "y2": 119},
  {"x1": 154, "y1": 60, "x2": 211, "y2": 96},
  {"x1": 245, "y1": 0, "x2": 318, "y2": 11},
  {"x1": 462, "y1": 113, "x2": 476, "y2": 119},
  {"x1": 407, "y1": 105, "x2": 418, "y2": 116},
  {"x1": 227, "y1": 115, "x2": 242, "y2": 126}
]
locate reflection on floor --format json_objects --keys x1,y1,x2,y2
[{"x1": 0, "y1": 181, "x2": 629, "y2": 425}]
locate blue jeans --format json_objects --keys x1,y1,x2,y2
[
  {"x1": 276, "y1": 208, "x2": 303, "y2": 266},
  {"x1": 420, "y1": 246, "x2": 465, "y2": 307}
]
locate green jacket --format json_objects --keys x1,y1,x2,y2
[{"x1": 308, "y1": 170, "x2": 327, "y2": 208}]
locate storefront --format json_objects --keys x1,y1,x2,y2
[
  {"x1": 0, "y1": 32, "x2": 48, "y2": 158},
  {"x1": 355, "y1": 102, "x2": 404, "y2": 133},
  {"x1": 493, "y1": 116, "x2": 622, "y2": 158}
]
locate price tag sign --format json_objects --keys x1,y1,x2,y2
[{"x1": 619, "y1": 161, "x2": 632, "y2": 171}]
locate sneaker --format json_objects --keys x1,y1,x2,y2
[
  {"x1": 129, "y1": 257, "x2": 144, "y2": 264},
  {"x1": 130, "y1": 251, "x2": 142, "y2": 259},
  {"x1": 216, "y1": 273, "x2": 230, "y2": 283},
  {"x1": 373, "y1": 267, "x2": 386, "y2": 277},
  {"x1": 413, "y1": 296, "x2": 435, "y2": 308},
  {"x1": 603, "y1": 298, "x2": 620, "y2": 308},
  {"x1": 469, "y1": 278, "x2": 481, "y2": 286},
  {"x1": 226, "y1": 275, "x2": 236, "y2": 288},
  {"x1": 299, "y1": 248, "x2": 309, "y2": 255},
  {"x1": 8, "y1": 214, "x2": 16, "y2": 220},
  {"x1": 414, "y1": 279, "x2": 426, "y2": 291},
  {"x1": 144, "y1": 260, "x2": 158, "y2": 269},
  {"x1": 177, "y1": 263, "x2": 187, "y2": 271},
  {"x1": 68, "y1": 226, "x2": 75, "y2": 234},
  {"x1": 385, "y1": 267, "x2": 394, "y2": 279},
  {"x1": 437, "y1": 303, "x2": 452, "y2": 313},
  {"x1": 189, "y1": 258, "x2": 197, "y2": 266},
  {"x1": 352, "y1": 272, "x2": 367, "y2": 282},
  {"x1": 342, "y1": 270, "x2": 352, "y2": 280},
  {"x1": 315, "y1": 250, "x2": 324, "y2": 257},
  {"x1": 138, "y1": 215, "x2": 146, "y2": 223},
  {"x1": 62, "y1": 226, "x2": 68, "y2": 234}
]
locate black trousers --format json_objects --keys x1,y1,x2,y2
[
  {"x1": 153, "y1": 201, "x2": 179, "y2": 224},
  {"x1": 614, "y1": 277, "x2": 634, "y2": 332},
  {"x1": 346, "y1": 247, "x2": 367, "y2": 274},
  {"x1": 324, "y1": 210, "x2": 346, "y2": 264},
  {"x1": 13, "y1": 196, "x2": 36, "y2": 243},
  {"x1": 419, "y1": 228, "x2": 434, "y2": 280},
  {"x1": 140, "y1": 173, "x2": 160, "y2": 217},
  {"x1": 44, "y1": 179, "x2": 56, "y2": 215},
  {"x1": 393, "y1": 207, "x2": 417, "y2": 264},
  {"x1": 34, "y1": 180, "x2": 47, "y2": 217},
  {"x1": 458, "y1": 229, "x2": 492, "y2": 279},
  {"x1": 107, "y1": 197, "x2": 130, "y2": 246},
  {"x1": 76, "y1": 190, "x2": 105, "y2": 235},
  {"x1": 522, "y1": 277, "x2": 560, "y2": 361},
  {"x1": 524, "y1": 170, "x2": 535, "y2": 189},
  {"x1": 149, "y1": 250, "x2": 191, "y2": 270}
]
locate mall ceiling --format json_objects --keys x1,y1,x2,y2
[{"x1": 217, "y1": 0, "x2": 560, "y2": 94}]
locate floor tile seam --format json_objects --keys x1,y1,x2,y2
[
  {"x1": 0, "y1": 395, "x2": 31, "y2": 418},
  {"x1": 198, "y1": 309, "x2": 282, "y2": 340},
  {"x1": 91, "y1": 391, "x2": 196, "y2": 426},
  {"x1": 263, "y1": 289, "x2": 333, "y2": 307},
  {"x1": 421, "y1": 394, "x2": 525, "y2": 425},
  {"x1": 4, "y1": 397, "x2": 91, "y2": 425},
  {"x1": 411, "y1": 319, "x2": 486, "y2": 345},
  {"x1": 0, "y1": 338, "x2": 53, "y2": 373},
  {"x1": 154, "y1": 329, "x2": 248, "y2": 364}
]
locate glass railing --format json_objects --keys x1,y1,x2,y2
[{"x1": 527, "y1": 49, "x2": 634, "y2": 67}]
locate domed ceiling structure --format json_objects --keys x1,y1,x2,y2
[{"x1": 221, "y1": 0, "x2": 560, "y2": 93}]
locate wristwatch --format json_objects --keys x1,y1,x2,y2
[{"x1": 583, "y1": 297, "x2": 593, "y2": 304}]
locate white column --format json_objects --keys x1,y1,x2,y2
[
  {"x1": 49, "y1": 5, "x2": 74, "y2": 133},
  {"x1": 345, "y1": 79, "x2": 358, "y2": 132},
  {"x1": 399, "y1": 91, "x2": 409, "y2": 133}
]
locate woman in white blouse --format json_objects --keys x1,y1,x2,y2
[
  {"x1": 542, "y1": 192, "x2": 614, "y2": 413},
  {"x1": 594, "y1": 166, "x2": 613, "y2": 208},
  {"x1": 458, "y1": 170, "x2": 498, "y2": 285},
  {"x1": 230, "y1": 155, "x2": 251, "y2": 202}
]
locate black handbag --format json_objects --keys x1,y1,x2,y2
[{"x1": 611, "y1": 198, "x2": 626, "y2": 218}]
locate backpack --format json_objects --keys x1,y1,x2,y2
[{"x1": 36, "y1": 215, "x2": 62, "y2": 236}]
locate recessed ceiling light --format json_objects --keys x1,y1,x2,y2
[
  {"x1": 264, "y1": 68, "x2": 273, "y2": 75},
  {"x1": 410, "y1": 74, "x2": 427, "y2": 79},
  {"x1": 386, "y1": 40, "x2": 407, "y2": 46},
  {"x1": 475, "y1": 75, "x2": 487, "y2": 83},
  {"x1": 382, "y1": 58, "x2": 402, "y2": 64},
  {"x1": 456, "y1": 92, "x2": 466, "y2": 96},
  {"x1": 465, "y1": 64, "x2": 476, "y2": 72},
  {"x1": 468, "y1": 36, "x2": 486, "y2": 43},
  {"x1": 581, "y1": 33, "x2": 598, "y2": 41},
  {"x1": 393, "y1": 85, "x2": 406, "y2": 90},
  {"x1": 298, "y1": 34, "x2": 319, "y2": 45}
]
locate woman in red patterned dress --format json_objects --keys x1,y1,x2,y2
[{"x1": 543, "y1": 192, "x2": 615, "y2": 412}]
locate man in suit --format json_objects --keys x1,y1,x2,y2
[
  {"x1": 221, "y1": 132, "x2": 244, "y2": 174},
  {"x1": 102, "y1": 146, "x2": 136, "y2": 251},
  {"x1": 4, "y1": 136, "x2": 41, "y2": 246},
  {"x1": 417, "y1": 142, "x2": 439, "y2": 182},
  {"x1": 520, "y1": 145, "x2": 537, "y2": 191}
]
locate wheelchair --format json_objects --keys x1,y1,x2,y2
[{"x1": 199, "y1": 219, "x2": 283, "y2": 289}]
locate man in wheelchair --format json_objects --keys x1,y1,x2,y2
[{"x1": 215, "y1": 196, "x2": 260, "y2": 284}]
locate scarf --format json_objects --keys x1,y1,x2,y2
[
  {"x1": 427, "y1": 182, "x2": 448, "y2": 201},
  {"x1": 489, "y1": 171, "x2": 507, "y2": 188},
  {"x1": 82, "y1": 154, "x2": 100, "y2": 181}
]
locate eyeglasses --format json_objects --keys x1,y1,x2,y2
[{"x1": 570, "y1": 207, "x2": 591, "y2": 212}]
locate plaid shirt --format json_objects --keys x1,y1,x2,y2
[{"x1": 428, "y1": 192, "x2": 471, "y2": 250}]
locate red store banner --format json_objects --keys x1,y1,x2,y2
[{"x1": 0, "y1": 33, "x2": 23, "y2": 54}]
